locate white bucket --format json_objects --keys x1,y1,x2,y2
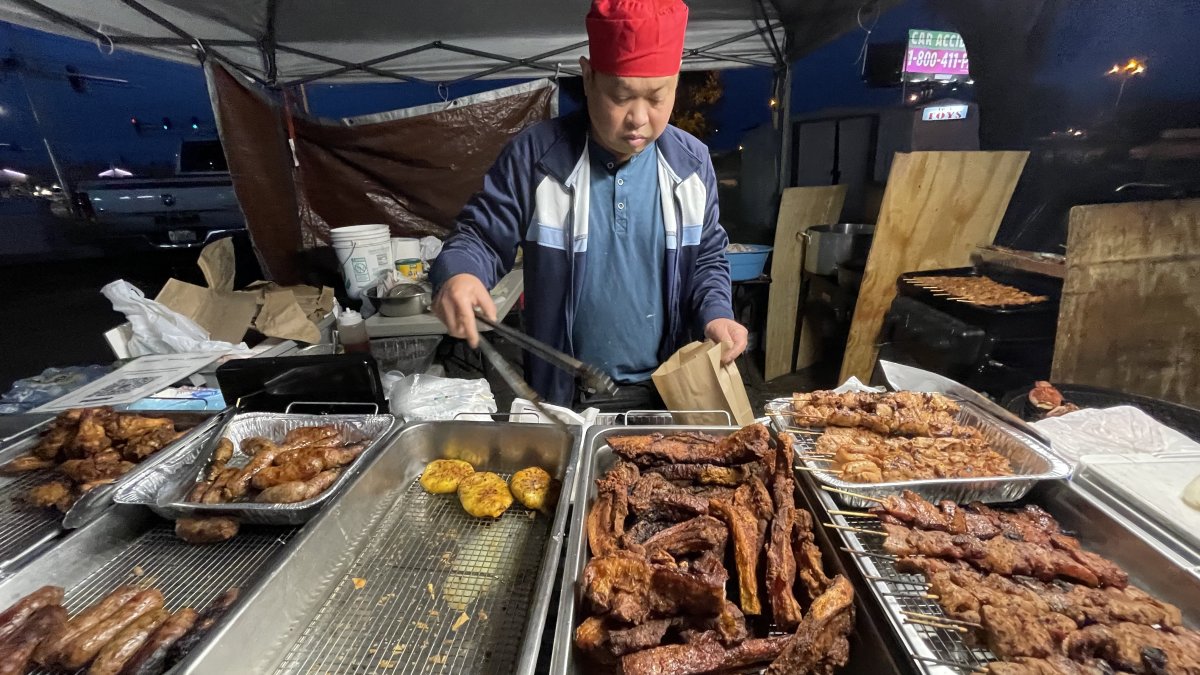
[
  {"x1": 332, "y1": 225, "x2": 393, "y2": 299},
  {"x1": 391, "y1": 237, "x2": 421, "y2": 263}
]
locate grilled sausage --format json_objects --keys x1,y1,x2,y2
[
  {"x1": 201, "y1": 467, "x2": 239, "y2": 505},
  {"x1": 33, "y1": 586, "x2": 141, "y2": 667},
  {"x1": 175, "y1": 517, "x2": 239, "y2": 544},
  {"x1": 60, "y1": 588, "x2": 165, "y2": 669},
  {"x1": 0, "y1": 453, "x2": 56, "y2": 475},
  {"x1": 0, "y1": 585, "x2": 64, "y2": 643},
  {"x1": 250, "y1": 454, "x2": 324, "y2": 490},
  {"x1": 163, "y1": 589, "x2": 239, "y2": 667},
  {"x1": 0, "y1": 605, "x2": 67, "y2": 675},
  {"x1": 254, "y1": 469, "x2": 339, "y2": 504},
  {"x1": 117, "y1": 608, "x2": 197, "y2": 675},
  {"x1": 87, "y1": 608, "x2": 169, "y2": 675},
  {"x1": 223, "y1": 444, "x2": 283, "y2": 500},
  {"x1": 206, "y1": 438, "x2": 234, "y2": 481}
]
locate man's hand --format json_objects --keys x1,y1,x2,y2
[
  {"x1": 704, "y1": 318, "x2": 748, "y2": 365},
  {"x1": 433, "y1": 273, "x2": 496, "y2": 348}
]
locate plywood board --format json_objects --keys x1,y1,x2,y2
[
  {"x1": 764, "y1": 186, "x2": 847, "y2": 380},
  {"x1": 1052, "y1": 199, "x2": 1200, "y2": 406},
  {"x1": 839, "y1": 151, "x2": 1029, "y2": 382}
]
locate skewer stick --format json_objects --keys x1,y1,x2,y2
[
  {"x1": 797, "y1": 456, "x2": 835, "y2": 464},
  {"x1": 880, "y1": 591, "x2": 940, "y2": 600},
  {"x1": 903, "y1": 616, "x2": 968, "y2": 633},
  {"x1": 820, "y1": 485, "x2": 885, "y2": 503},
  {"x1": 862, "y1": 573, "x2": 928, "y2": 588},
  {"x1": 914, "y1": 655, "x2": 985, "y2": 672},
  {"x1": 823, "y1": 523, "x2": 886, "y2": 536},
  {"x1": 901, "y1": 610, "x2": 981, "y2": 628},
  {"x1": 828, "y1": 509, "x2": 875, "y2": 518},
  {"x1": 796, "y1": 466, "x2": 844, "y2": 475},
  {"x1": 841, "y1": 546, "x2": 895, "y2": 561}
]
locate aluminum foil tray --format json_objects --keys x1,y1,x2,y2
[
  {"x1": 815, "y1": 480, "x2": 1200, "y2": 675},
  {"x1": 0, "y1": 410, "x2": 219, "y2": 570},
  {"x1": 114, "y1": 412, "x2": 396, "y2": 525},
  {"x1": 764, "y1": 397, "x2": 1070, "y2": 508},
  {"x1": 177, "y1": 421, "x2": 579, "y2": 675},
  {"x1": 0, "y1": 505, "x2": 297, "y2": 675}
]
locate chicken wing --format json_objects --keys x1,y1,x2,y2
[
  {"x1": 70, "y1": 408, "x2": 113, "y2": 457},
  {"x1": 104, "y1": 414, "x2": 173, "y2": 442}
]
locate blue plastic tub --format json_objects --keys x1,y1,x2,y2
[{"x1": 726, "y1": 244, "x2": 773, "y2": 281}]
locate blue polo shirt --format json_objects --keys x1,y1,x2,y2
[{"x1": 572, "y1": 139, "x2": 666, "y2": 384}]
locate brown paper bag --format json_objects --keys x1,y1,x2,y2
[{"x1": 651, "y1": 341, "x2": 755, "y2": 426}]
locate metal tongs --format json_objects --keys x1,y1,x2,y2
[{"x1": 473, "y1": 313, "x2": 616, "y2": 428}]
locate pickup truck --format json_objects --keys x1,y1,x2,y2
[{"x1": 74, "y1": 139, "x2": 244, "y2": 249}]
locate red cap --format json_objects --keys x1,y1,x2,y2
[{"x1": 586, "y1": 0, "x2": 688, "y2": 77}]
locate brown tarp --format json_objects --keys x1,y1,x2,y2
[{"x1": 207, "y1": 62, "x2": 555, "y2": 282}]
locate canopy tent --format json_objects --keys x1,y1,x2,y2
[{"x1": 0, "y1": 0, "x2": 898, "y2": 87}]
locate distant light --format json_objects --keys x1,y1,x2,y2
[
  {"x1": 737, "y1": 145, "x2": 744, "y2": 152},
  {"x1": 965, "y1": 78, "x2": 974, "y2": 85},
  {"x1": 768, "y1": 97, "x2": 778, "y2": 108},
  {"x1": 1073, "y1": 130, "x2": 1084, "y2": 136},
  {"x1": 0, "y1": 105, "x2": 8, "y2": 117},
  {"x1": 908, "y1": 94, "x2": 919, "y2": 102}
]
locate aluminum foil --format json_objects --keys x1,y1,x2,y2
[
  {"x1": 114, "y1": 412, "x2": 396, "y2": 525},
  {"x1": 764, "y1": 397, "x2": 1070, "y2": 508}
]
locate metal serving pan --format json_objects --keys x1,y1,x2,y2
[
  {"x1": 179, "y1": 420, "x2": 579, "y2": 675},
  {"x1": 113, "y1": 412, "x2": 396, "y2": 526},
  {"x1": 0, "y1": 410, "x2": 221, "y2": 572},
  {"x1": 0, "y1": 504, "x2": 299, "y2": 674},
  {"x1": 820, "y1": 480, "x2": 1200, "y2": 675},
  {"x1": 551, "y1": 423, "x2": 914, "y2": 675},
  {"x1": 765, "y1": 398, "x2": 1070, "y2": 509}
]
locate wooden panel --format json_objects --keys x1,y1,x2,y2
[
  {"x1": 764, "y1": 186, "x2": 847, "y2": 380},
  {"x1": 839, "y1": 151, "x2": 1029, "y2": 382},
  {"x1": 1052, "y1": 199, "x2": 1200, "y2": 406}
]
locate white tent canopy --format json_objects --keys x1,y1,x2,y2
[{"x1": 0, "y1": 0, "x2": 793, "y2": 85}]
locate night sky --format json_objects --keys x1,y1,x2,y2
[{"x1": 0, "y1": 0, "x2": 1196, "y2": 183}]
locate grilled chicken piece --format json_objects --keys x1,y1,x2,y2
[
  {"x1": 608, "y1": 424, "x2": 772, "y2": 467},
  {"x1": 765, "y1": 575, "x2": 855, "y2": 675},
  {"x1": 708, "y1": 483, "x2": 767, "y2": 615},
  {"x1": 27, "y1": 481, "x2": 75, "y2": 511},
  {"x1": 120, "y1": 427, "x2": 183, "y2": 462},
  {"x1": 104, "y1": 415, "x2": 174, "y2": 442}
]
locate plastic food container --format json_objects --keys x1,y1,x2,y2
[{"x1": 726, "y1": 244, "x2": 772, "y2": 281}]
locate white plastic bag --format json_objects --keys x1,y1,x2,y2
[
  {"x1": 101, "y1": 280, "x2": 249, "y2": 357},
  {"x1": 419, "y1": 236, "x2": 443, "y2": 263},
  {"x1": 389, "y1": 374, "x2": 496, "y2": 422}
]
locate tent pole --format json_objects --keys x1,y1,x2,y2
[
  {"x1": 777, "y1": 62, "x2": 793, "y2": 195},
  {"x1": 278, "y1": 44, "x2": 438, "y2": 86},
  {"x1": 116, "y1": 0, "x2": 267, "y2": 86},
  {"x1": 261, "y1": 0, "x2": 279, "y2": 86},
  {"x1": 15, "y1": 71, "x2": 73, "y2": 216},
  {"x1": 9, "y1": 0, "x2": 108, "y2": 42}
]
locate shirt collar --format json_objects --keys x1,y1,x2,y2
[{"x1": 588, "y1": 137, "x2": 655, "y2": 175}]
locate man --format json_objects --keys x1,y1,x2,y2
[{"x1": 432, "y1": 0, "x2": 747, "y2": 409}]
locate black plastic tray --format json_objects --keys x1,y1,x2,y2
[
  {"x1": 896, "y1": 265, "x2": 1062, "y2": 340},
  {"x1": 1001, "y1": 382, "x2": 1200, "y2": 442}
]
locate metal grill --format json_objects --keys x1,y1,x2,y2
[
  {"x1": 275, "y1": 474, "x2": 550, "y2": 675},
  {"x1": 792, "y1": 429, "x2": 995, "y2": 674},
  {"x1": 0, "y1": 469, "x2": 64, "y2": 570},
  {"x1": 26, "y1": 524, "x2": 297, "y2": 675},
  {"x1": 834, "y1": 512, "x2": 994, "y2": 674}
]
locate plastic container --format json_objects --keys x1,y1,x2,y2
[
  {"x1": 337, "y1": 309, "x2": 370, "y2": 354},
  {"x1": 332, "y1": 225, "x2": 392, "y2": 298},
  {"x1": 370, "y1": 335, "x2": 442, "y2": 375},
  {"x1": 726, "y1": 244, "x2": 772, "y2": 281}
]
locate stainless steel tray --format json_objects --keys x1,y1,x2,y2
[
  {"x1": 0, "y1": 410, "x2": 220, "y2": 571},
  {"x1": 820, "y1": 480, "x2": 1200, "y2": 675},
  {"x1": 114, "y1": 412, "x2": 397, "y2": 525},
  {"x1": 0, "y1": 504, "x2": 298, "y2": 675},
  {"x1": 765, "y1": 397, "x2": 1070, "y2": 508},
  {"x1": 179, "y1": 420, "x2": 580, "y2": 675},
  {"x1": 551, "y1": 424, "x2": 911, "y2": 675},
  {"x1": 1072, "y1": 453, "x2": 1200, "y2": 569}
]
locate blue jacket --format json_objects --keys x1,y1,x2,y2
[{"x1": 432, "y1": 112, "x2": 734, "y2": 405}]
